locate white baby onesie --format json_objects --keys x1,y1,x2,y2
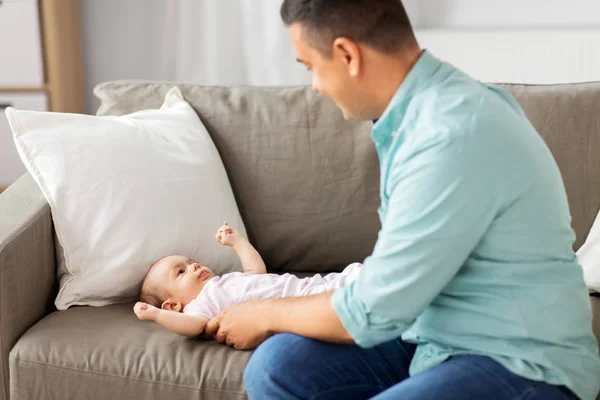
[{"x1": 183, "y1": 262, "x2": 362, "y2": 319}]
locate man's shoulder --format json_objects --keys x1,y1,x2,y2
[
  {"x1": 412, "y1": 78, "x2": 484, "y2": 116},
  {"x1": 403, "y1": 78, "x2": 512, "y2": 144}
]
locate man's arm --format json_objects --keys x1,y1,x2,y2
[
  {"x1": 329, "y1": 136, "x2": 498, "y2": 347},
  {"x1": 265, "y1": 292, "x2": 354, "y2": 343},
  {"x1": 254, "y1": 137, "x2": 496, "y2": 348},
  {"x1": 211, "y1": 135, "x2": 498, "y2": 349},
  {"x1": 206, "y1": 292, "x2": 353, "y2": 348}
]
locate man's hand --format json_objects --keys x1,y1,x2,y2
[
  {"x1": 206, "y1": 293, "x2": 353, "y2": 349},
  {"x1": 205, "y1": 300, "x2": 273, "y2": 350},
  {"x1": 134, "y1": 302, "x2": 160, "y2": 321},
  {"x1": 215, "y1": 221, "x2": 241, "y2": 247}
]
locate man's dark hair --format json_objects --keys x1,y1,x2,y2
[{"x1": 280, "y1": 0, "x2": 417, "y2": 56}]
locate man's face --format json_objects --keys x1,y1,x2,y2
[
  {"x1": 152, "y1": 255, "x2": 215, "y2": 309},
  {"x1": 290, "y1": 23, "x2": 365, "y2": 120}
]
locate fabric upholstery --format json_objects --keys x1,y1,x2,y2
[
  {"x1": 94, "y1": 81, "x2": 380, "y2": 273},
  {"x1": 10, "y1": 298, "x2": 598, "y2": 400},
  {"x1": 9, "y1": 304, "x2": 249, "y2": 400},
  {"x1": 0, "y1": 174, "x2": 56, "y2": 400}
]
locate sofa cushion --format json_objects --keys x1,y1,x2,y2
[
  {"x1": 94, "y1": 82, "x2": 379, "y2": 273},
  {"x1": 9, "y1": 304, "x2": 249, "y2": 400},
  {"x1": 10, "y1": 296, "x2": 599, "y2": 400},
  {"x1": 497, "y1": 82, "x2": 600, "y2": 250}
]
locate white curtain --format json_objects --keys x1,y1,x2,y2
[
  {"x1": 82, "y1": 0, "x2": 311, "y2": 113},
  {"x1": 172, "y1": 0, "x2": 311, "y2": 86}
]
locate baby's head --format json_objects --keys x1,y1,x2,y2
[{"x1": 140, "y1": 255, "x2": 215, "y2": 312}]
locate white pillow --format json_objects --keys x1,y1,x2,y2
[
  {"x1": 576, "y1": 211, "x2": 600, "y2": 293},
  {"x1": 6, "y1": 87, "x2": 246, "y2": 309}
]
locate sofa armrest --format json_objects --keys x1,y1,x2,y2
[{"x1": 0, "y1": 174, "x2": 56, "y2": 400}]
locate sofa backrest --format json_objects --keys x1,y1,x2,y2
[
  {"x1": 94, "y1": 80, "x2": 600, "y2": 272},
  {"x1": 95, "y1": 82, "x2": 379, "y2": 273}
]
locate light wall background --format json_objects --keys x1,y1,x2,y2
[
  {"x1": 404, "y1": 0, "x2": 600, "y2": 27},
  {"x1": 81, "y1": 0, "x2": 600, "y2": 113}
]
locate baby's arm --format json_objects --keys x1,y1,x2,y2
[
  {"x1": 216, "y1": 222, "x2": 267, "y2": 274},
  {"x1": 232, "y1": 238, "x2": 267, "y2": 274},
  {"x1": 134, "y1": 302, "x2": 209, "y2": 337}
]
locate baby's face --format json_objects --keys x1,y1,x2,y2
[{"x1": 150, "y1": 255, "x2": 215, "y2": 308}]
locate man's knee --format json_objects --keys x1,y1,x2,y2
[{"x1": 244, "y1": 333, "x2": 307, "y2": 396}]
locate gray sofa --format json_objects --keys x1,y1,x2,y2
[{"x1": 1, "y1": 80, "x2": 599, "y2": 400}]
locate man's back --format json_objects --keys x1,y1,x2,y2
[{"x1": 394, "y1": 56, "x2": 600, "y2": 400}]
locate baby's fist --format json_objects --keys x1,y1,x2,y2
[
  {"x1": 215, "y1": 221, "x2": 241, "y2": 247},
  {"x1": 134, "y1": 302, "x2": 159, "y2": 321}
]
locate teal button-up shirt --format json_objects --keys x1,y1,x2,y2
[{"x1": 331, "y1": 51, "x2": 600, "y2": 400}]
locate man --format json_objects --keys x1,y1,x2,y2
[{"x1": 206, "y1": 1, "x2": 600, "y2": 399}]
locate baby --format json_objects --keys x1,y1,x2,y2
[{"x1": 133, "y1": 222, "x2": 361, "y2": 337}]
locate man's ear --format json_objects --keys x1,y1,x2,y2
[
  {"x1": 332, "y1": 37, "x2": 361, "y2": 77},
  {"x1": 161, "y1": 299, "x2": 182, "y2": 312}
]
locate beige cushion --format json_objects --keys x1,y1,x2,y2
[
  {"x1": 94, "y1": 81, "x2": 379, "y2": 274},
  {"x1": 9, "y1": 304, "x2": 250, "y2": 400},
  {"x1": 9, "y1": 298, "x2": 599, "y2": 400}
]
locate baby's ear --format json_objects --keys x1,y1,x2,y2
[{"x1": 161, "y1": 299, "x2": 182, "y2": 312}]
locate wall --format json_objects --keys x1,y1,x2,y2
[
  {"x1": 404, "y1": 0, "x2": 600, "y2": 28},
  {"x1": 403, "y1": 0, "x2": 600, "y2": 84},
  {"x1": 81, "y1": 0, "x2": 177, "y2": 113}
]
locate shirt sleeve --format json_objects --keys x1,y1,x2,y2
[{"x1": 331, "y1": 136, "x2": 497, "y2": 348}]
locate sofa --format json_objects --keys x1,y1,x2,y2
[{"x1": 1, "y1": 80, "x2": 599, "y2": 400}]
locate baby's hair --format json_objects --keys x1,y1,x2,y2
[{"x1": 140, "y1": 256, "x2": 169, "y2": 307}]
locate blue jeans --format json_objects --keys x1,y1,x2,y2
[{"x1": 244, "y1": 334, "x2": 577, "y2": 400}]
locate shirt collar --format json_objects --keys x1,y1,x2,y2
[{"x1": 372, "y1": 50, "x2": 442, "y2": 143}]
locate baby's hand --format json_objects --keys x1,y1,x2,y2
[
  {"x1": 215, "y1": 221, "x2": 241, "y2": 247},
  {"x1": 134, "y1": 302, "x2": 160, "y2": 321}
]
